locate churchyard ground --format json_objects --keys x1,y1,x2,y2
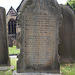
[
  {"x1": 9, "y1": 46, "x2": 20, "y2": 55},
  {"x1": 0, "y1": 46, "x2": 75, "y2": 75}
]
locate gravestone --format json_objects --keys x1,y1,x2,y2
[
  {"x1": 13, "y1": 39, "x2": 16, "y2": 46},
  {"x1": 8, "y1": 38, "x2": 13, "y2": 47},
  {"x1": 0, "y1": 7, "x2": 10, "y2": 66},
  {"x1": 17, "y1": 0, "x2": 61, "y2": 74},
  {"x1": 59, "y1": 5, "x2": 75, "y2": 63}
]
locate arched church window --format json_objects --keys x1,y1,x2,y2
[{"x1": 8, "y1": 18, "x2": 16, "y2": 34}]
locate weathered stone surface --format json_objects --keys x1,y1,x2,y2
[
  {"x1": 0, "y1": 7, "x2": 10, "y2": 66},
  {"x1": 16, "y1": 32, "x2": 21, "y2": 49},
  {"x1": 59, "y1": 5, "x2": 75, "y2": 63},
  {"x1": 13, "y1": 71, "x2": 62, "y2": 75},
  {"x1": 0, "y1": 66, "x2": 15, "y2": 71},
  {"x1": 0, "y1": 66, "x2": 10, "y2": 71},
  {"x1": 17, "y1": 0, "x2": 61, "y2": 73}
]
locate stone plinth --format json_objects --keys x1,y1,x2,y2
[
  {"x1": 13, "y1": 71, "x2": 61, "y2": 75},
  {"x1": 0, "y1": 66, "x2": 15, "y2": 71},
  {"x1": 0, "y1": 66, "x2": 9, "y2": 71}
]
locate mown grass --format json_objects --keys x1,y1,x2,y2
[
  {"x1": 9, "y1": 46, "x2": 20, "y2": 54},
  {"x1": 61, "y1": 64, "x2": 75, "y2": 75},
  {"x1": 0, "y1": 57, "x2": 18, "y2": 75},
  {"x1": 10, "y1": 57, "x2": 18, "y2": 70}
]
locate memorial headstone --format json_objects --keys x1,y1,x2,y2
[
  {"x1": 59, "y1": 5, "x2": 75, "y2": 63},
  {"x1": 17, "y1": 0, "x2": 61, "y2": 74},
  {"x1": 8, "y1": 38, "x2": 13, "y2": 47},
  {"x1": 13, "y1": 39, "x2": 16, "y2": 46},
  {"x1": 0, "y1": 7, "x2": 10, "y2": 66}
]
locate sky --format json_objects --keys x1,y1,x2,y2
[{"x1": 0, "y1": 0, "x2": 68, "y2": 13}]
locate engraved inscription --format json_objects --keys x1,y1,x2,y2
[{"x1": 24, "y1": 10, "x2": 56, "y2": 67}]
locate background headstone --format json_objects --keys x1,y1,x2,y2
[
  {"x1": 17, "y1": 0, "x2": 61, "y2": 73},
  {"x1": 59, "y1": 5, "x2": 75, "y2": 63},
  {"x1": 8, "y1": 38, "x2": 13, "y2": 47},
  {"x1": 13, "y1": 39, "x2": 16, "y2": 46},
  {"x1": 0, "y1": 7, "x2": 10, "y2": 66}
]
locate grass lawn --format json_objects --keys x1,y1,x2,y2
[
  {"x1": 0, "y1": 58, "x2": 17, "y2": 75},
  {"x1": 0, "y1": 70, "x2": 12, "y2": 75},
  {"x1": 9, "y1": 46, "x2": 20, "y2": 55},
  {"x1": 61, "y1": 64, "x2": 75, "y2": 75},
  {"x1": 0, "y1": 58, "x2": 75, "y2": 75}
]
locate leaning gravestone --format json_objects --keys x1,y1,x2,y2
[
  {"x1": 0, "y1": 7, "x2": 10, "y2": 66},
  {"x1": 59, "y1": 5, "x2": 75, "y2": 63},
  {"x1": 17, "y1": 0, "x2": 61, "y2": 74}
]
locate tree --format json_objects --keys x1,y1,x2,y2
[{"x1": 67, "y1": 0, "x2": 75, "y2": 11}]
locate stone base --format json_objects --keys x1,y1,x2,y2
[
  {"x1": 0, "y1": 66, "x2": 15, "y2": 71},
  {"x1": 13, "y1": 71, "x2": 62, "y2": 75}
]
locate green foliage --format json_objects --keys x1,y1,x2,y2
[
  {"x1": 0, "y1": 57, "x2": 17, "y2": 75},
  {"x1": 61, "y1": 64, "x2": 75, "y2": 75},
  {"x1": 0, "y1": 71, "x2": 4, "y2": 75},
  {"x1": 67, "y1": 0, "x2": 75, "y2": 11},
  {"x1": 4, "y1": 70, "x2": 12, "y2": 75},
  {"x1": 9, "y1": 46, "x2": 20, "y2": 54},
  {"x1": 10, "y1": 58, "x2": 18, "y2": 70}
]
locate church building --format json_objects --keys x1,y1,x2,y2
[{"x1": 6, "y1": 6, "x2": 17, "y2": 46}]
